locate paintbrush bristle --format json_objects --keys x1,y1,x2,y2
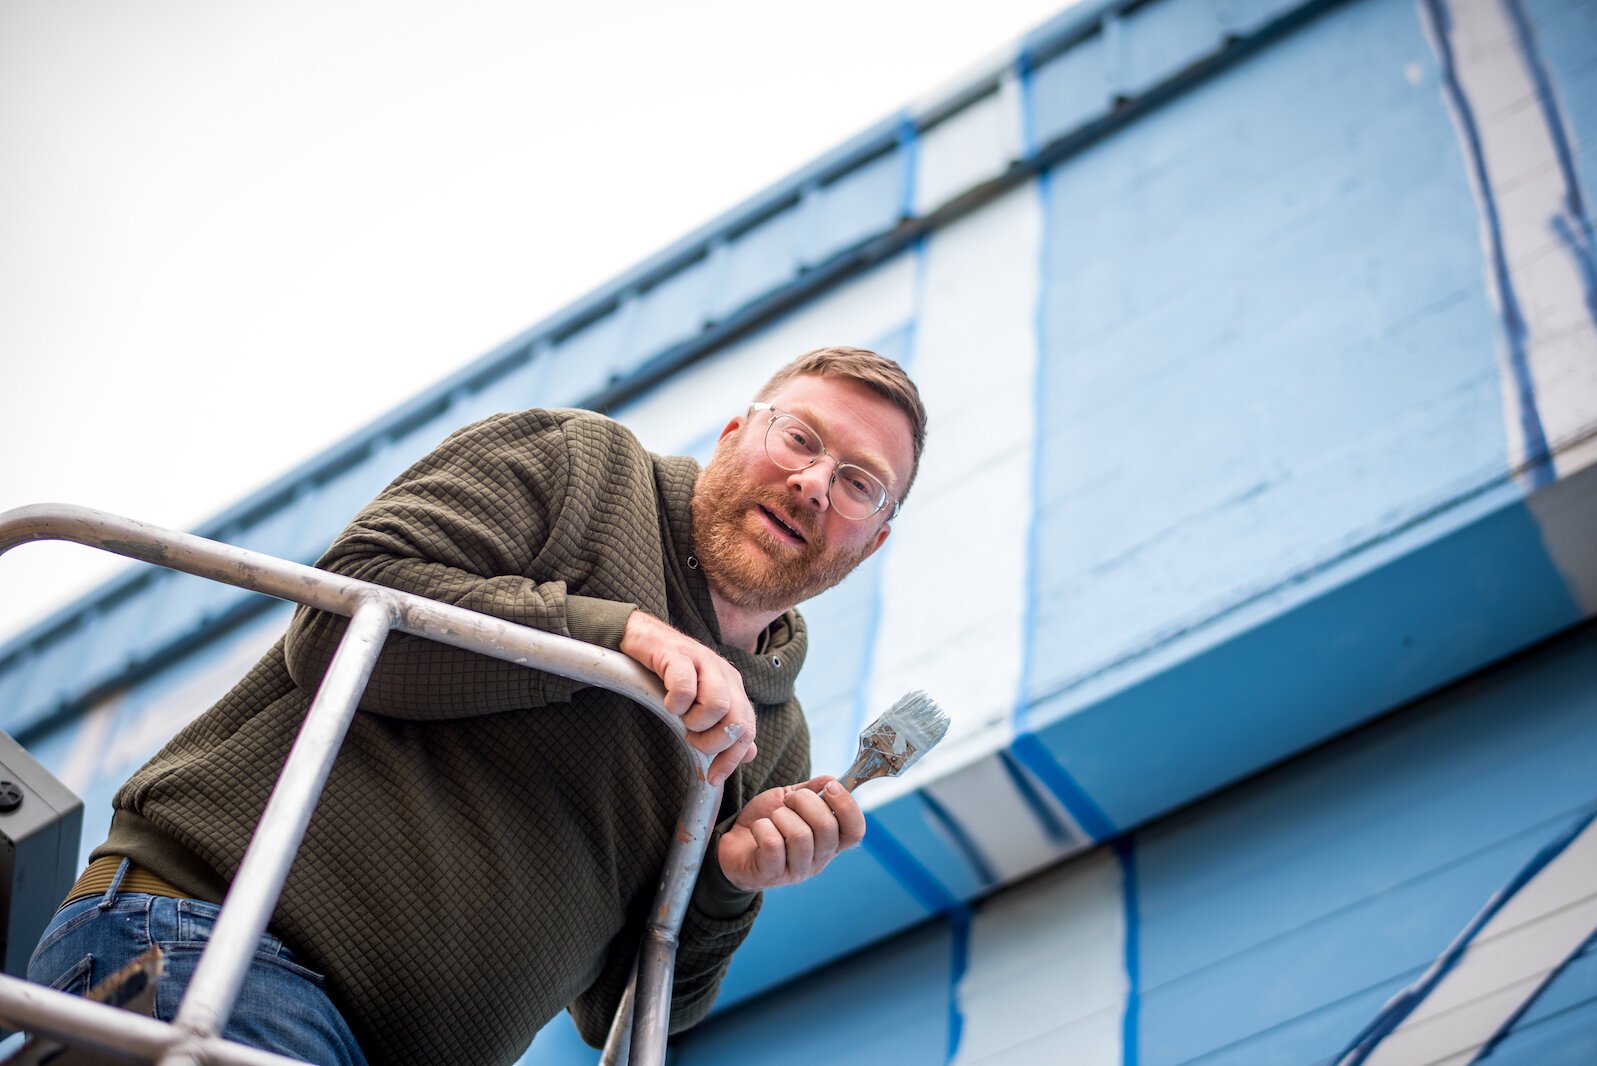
[
  {"x1": 872, "y1": 690, "x2": 949, "y2": 754},
  {"x1": 839, "y1": 691, "x2": 951, "y2": 789}
]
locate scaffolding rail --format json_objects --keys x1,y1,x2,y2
[{"x1": 0, "y1": 503, "x2": 715, "y2": 1066}]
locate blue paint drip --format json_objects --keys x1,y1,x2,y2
[
  {"x1": 920, "y1": 790, "x2": 998, "y2": 886},
  {"x1": 1334, "y1": 805, "x2": 1597, "y2": 1065},
  {"x1": 1472, "y1": 924, "x2": 1597, "y2": 1063},
  {"x1": 859, "y1": 814, "x2": 972, "y2": 1064},
  {"x1": 998, "y1": 748, "x2": 1073, "y2": 845},
  {"x1": 1116, "y1": 839, "x2": 1141, "y2": 1066},
  {"x1": 1423, "y1": 0, "x2": 1552, "y2": 489},
  {"x1": 1011, "y1": 732, "x2": 1117, "y2": 841},
  {"x1": 1499, "y1": 0, "x2": 1597, "y2": 336}
]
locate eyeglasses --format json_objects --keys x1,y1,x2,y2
[{"x1": 749, "y1": 402, "x2": 901, "y2": 521}]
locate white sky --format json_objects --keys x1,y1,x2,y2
[{"x1": 0, "y1": 0, "x2": 1071, "y2": 647}]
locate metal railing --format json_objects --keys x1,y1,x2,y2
[{"x1": 0, "y1": 503, "x2": 716, "y2": 1066}]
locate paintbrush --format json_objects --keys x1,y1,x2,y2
[{"x1": 837, "y1": 690, "x2": 950, "y2": 790}]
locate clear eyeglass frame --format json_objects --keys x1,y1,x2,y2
[{"x1": 748, "y1": 402, "x2": 901, "y2": 521}]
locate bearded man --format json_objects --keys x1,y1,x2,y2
[{"x1": 27, "y1": 347, "x2": 927, "y2": 1066}]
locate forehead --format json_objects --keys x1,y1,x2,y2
[{"x1": 763, "y1": 373, "x2": 915, "y2": 488}]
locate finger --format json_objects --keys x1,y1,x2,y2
[
  {"x1": 681, "y1": 660, "x2": 732, "y2": 733},
  {"x1": 784, "y1": 788, "x2": 840, "y2": 864},
  {"x1": 707, "y1": 730, "x2": 755, "y2": 787},
  {"x1": 751, "y1": 818, "x2": 787, "y2": 884},
  {"x1": 769, "y1": 806, "x2": 815, "y2": 876},
  {"x1": 657, "y1": 653, "x2": 698, "y2": 718},
  {"x1": 819, "y1": 779, "x2": 866, "y2": 850}
]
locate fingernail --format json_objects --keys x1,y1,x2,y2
[
  {"x1": 824, "y1": 781, "x2": 843, "y2": 796},
  {"x1": 723, "y1": 723, "x2": 744, "y2": 739},
  {"x1": 710, "y1": 769, "x2": 728, "y2": 786}
]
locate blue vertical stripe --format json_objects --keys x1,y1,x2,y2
[
  {"x1": 1117, "y1": 838, "x2": 1141, "y2": 1066},
  {"x1": 1013, "y1": 167, "x2": 1052, "y2": 738},
  {"x1": 898, "y1": 116, "x2": 920, "y2": 220},
  {"x1": 1499, "y1": 0, "x2": 1597, "y2": 335},
  {"x1": 1011, "y1": 732, "x2": 1116, "y2": 841},
  {"x1": 998, "y1": 748, "x2": 1073, "y2": 846},
  {"x1": 1335, "y1": 806, "x2": 1597, "y2": 1065},
  {"x1": 920, "y1": 791, "x2": 998, "y2": 887},
  {"x1": 1422, "y1": 0, "x2": 1552, "y2": 488},
  {"x1": 947, "y1": 909, "x2": 972, "y2": 1063},
  {"x1": 858, "y1": 813, "x2": 970, "y2": 1065}
]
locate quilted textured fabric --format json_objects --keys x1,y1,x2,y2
[{"x1": 96, "y1": 409, "x2": 811, "y2": 1065}]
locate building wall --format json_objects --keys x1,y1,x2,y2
[
  {"x1": 2, "y1": 0, "x2": 1596, "y2": 1061},
  {"x1": 671, "y1": 623, "x2": 1597, "y2": 1066}
]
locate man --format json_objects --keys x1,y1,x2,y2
[{"x1": 27, "y1": 347, "x2": 927, "y2": 1065}]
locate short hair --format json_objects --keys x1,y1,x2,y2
[{"x1": 755, "y1": 346, "x2": 928, "y2": 503}]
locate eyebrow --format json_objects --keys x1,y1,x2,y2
[{"x1": 786, "y1": 403, "x2": 897, "y2": 487}]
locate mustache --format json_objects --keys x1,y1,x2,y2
[{"x1": 752, "y1": 490, "x2": 823, "y2": 546}]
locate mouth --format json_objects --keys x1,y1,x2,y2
[{"x1": 757, "y1": 504, "x2": 808, "y2": 545}]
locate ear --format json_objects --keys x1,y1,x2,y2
[
  {"x1": 861, "y1": 521, "x2": 891, "y2": 559},
  {"x1": 717, "y1": 415, "x2": 744, "y2": 445}
]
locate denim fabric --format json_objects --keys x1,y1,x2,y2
[{"x1": 28, "y1": 892, "x2": 368, "y2": 1066}]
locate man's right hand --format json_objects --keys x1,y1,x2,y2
[{"x1": 619, "y1": 611, "x2": 757, "y2": 786}]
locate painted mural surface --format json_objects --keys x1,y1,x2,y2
[{"x1": 3, "y1": 0, "x2": 1596, "y2": 1061}]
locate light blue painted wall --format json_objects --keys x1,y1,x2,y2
[
  {"x1": 1025, "y1": 0, "x2": 1507, "y2": 713},
  {"x1": 674, "y1": 623, "x2": 1597, "y2": 1065}
]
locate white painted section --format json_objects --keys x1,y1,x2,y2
[
  {"x1": 616, "y1": 252, "x2": 921, "y2": 456},
  {"x1": 952, "y1": 847, "x2": 1127, "y2": 1065},
  {"x1": 1363, "y1": 815, "x2": 1597, "y2": 1065},
  {"x1": 1427, "y1": 0, "x2": 1597, "y2": 482},
  {"x1": 865, "y1": 181, "x2": 1043, "y2": 804},
  {"x1": 914, "y1": 85, "x2": 1024, "y2": 218},
  {"x1": 1527, "y1": 455, "x2": 1597, "y2": 614},
  {"x1": 923, "y1": 757, "x2": 1087, "y2": 883}
]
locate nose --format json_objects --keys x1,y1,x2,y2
[{"x1": 787, "y1": 457, "x2": 834, "y2": 513}]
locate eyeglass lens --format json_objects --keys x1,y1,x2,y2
[{"x1": 765, "y1": 414, "x2": 888, "y2": 519}]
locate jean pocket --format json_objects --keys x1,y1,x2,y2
[{"x1": 45, "y1": 953, "x2": 94, "y2": 997}]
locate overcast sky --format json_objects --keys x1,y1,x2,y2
[{"x1": 0, "y1": 0, "x2": 1071, "y2": 646}]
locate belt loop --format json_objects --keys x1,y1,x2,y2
[{"x1": 98, "y1": 857, "x2": 132, "y2": 911}]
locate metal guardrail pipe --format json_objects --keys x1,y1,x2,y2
[
  {"x1": 0, "y1": 503, "x2": 720, "y2": 1066},
  {"x1": 166, "y1": 597, "x2": 397, "y2": 1064},
  {"x1": 0, "y1": 975, "x2": 310, "y2": 1066}
]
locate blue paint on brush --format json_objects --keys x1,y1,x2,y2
[
  {"x1": 1423, "y1": 0, "x2": 1552, "y2": 488},
  {"x1": 920, "y1": 790, "x2": 998, "y2": 887},
  {"x1": 1500, "y1": 0, "x2": 1597, "y2": 335}
]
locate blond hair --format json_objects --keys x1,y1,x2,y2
[{"x1": 755, "y1": 346, "x2": 928, "y2": 502}]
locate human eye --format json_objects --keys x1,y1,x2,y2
[
  {"x1": 779, "y1": 420, "x2": 816, "y2": 452},
  {"x1": 840, "y1": 469, "x2": 878, "y2": 502}
]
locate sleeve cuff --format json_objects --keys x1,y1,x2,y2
[
  {"x1": 565, "y1": 596, "x2": 638, "y2": 651},
  {"x1": 691, "y1": 832, "x2": 760, "y2": 920}
]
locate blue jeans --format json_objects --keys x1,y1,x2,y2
[{"x1": 27, "y1": 869, "x2": 368, "y2": 1066}]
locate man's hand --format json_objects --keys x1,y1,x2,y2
[
  {"x1": 619, "y1": 610, "x2": 757, "y2": 785},
  {"x1": 716, "y1": 776, "x2": 866, "y2": 892}
]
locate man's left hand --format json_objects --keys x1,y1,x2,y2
[{"x1": 716, "y1": 775, "x2": 866, "y2": 892}]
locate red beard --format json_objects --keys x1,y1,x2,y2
[{"x1": 690, "y1": 447, "x2": 873, "y2": 613}]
